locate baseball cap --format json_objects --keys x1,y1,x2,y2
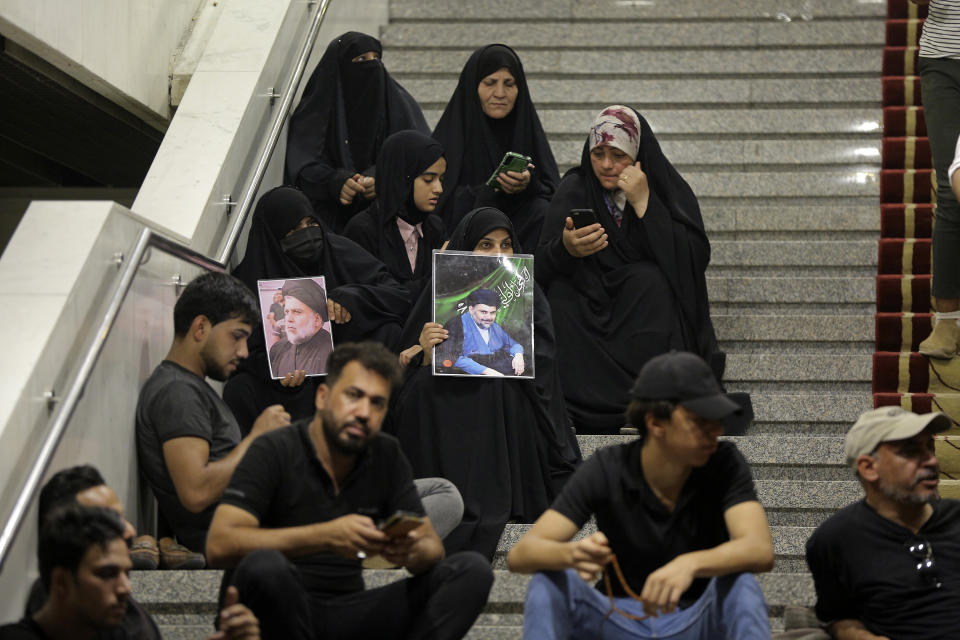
[
  {"x1": 845, "y1": 406, "x2": 950, "y2": 466},
  {"x1": 629, "y1": 351, "x2": 753, "y2": 434}
]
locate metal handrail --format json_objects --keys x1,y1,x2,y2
[
  {"x1": 217, "y1": 0, "x2": 332, "y2": 264},
  {"x1": 0, "y1": 0, "x2": 331, "y2": 572}
]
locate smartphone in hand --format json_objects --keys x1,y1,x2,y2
[{"x1": 570, "y1": 208, "x2": 598, "y2": 229}]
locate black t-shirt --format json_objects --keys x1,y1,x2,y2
[
  {"x1": 551, "y1": 440, "x2": 758, "y2": 607},
  {"x1": 135, "y1": 360, "x2": 241, "y2": 551},
  {"x1": 805, "y1": 498, "x2": 960, "y2": 639},
  {"x1": 0, "y1": 619, "x2": 47, "y2": 640},
  {"x1": 220, "y1": 420, "x2": 424, "y2": 598},
  {"x1": 23, "y1": 579, "x2": 159, "y2": 640}
]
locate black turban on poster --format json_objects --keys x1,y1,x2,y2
[
  {"x1": 536, "y1": 106, "x2": 729, "y2": 433},
  {"x1": 282, "y1": 279, "x2": 329, "y2": 321},
  {"x1": 388, "y1": 207, "x2": 581, "y2": 560},
  {"x1": 284, "y1": 32, "x2": 429, "y2": 232},
  {"x1": 468, "y1": 289, "x2": 500, "y2": 308},
  {"x1": 431, "y1": 44, "x2": 560, "y2": 251}
]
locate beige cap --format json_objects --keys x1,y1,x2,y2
[{"x1": 845, "y1": 406, "x2": 951, "y2": 466}]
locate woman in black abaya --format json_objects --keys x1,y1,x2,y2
[
  {"x1": 224, "y1": 186, "x2": 412, "y2": 434},
  {"x1": 388, "y1": 208, "x2": 581, "y2": 560},
  {"x1": 431, "y1": 44, "x2": 560, "y2": 252},
  {"x1": 343, "y1": 130, "x2": 446, "y2": 305},
  {"x1": 285, "y1": 32, "x2": 429, "y2": 232},
  {"x1": 536, "y1": 105, "x2": 724, "y2": 434}
]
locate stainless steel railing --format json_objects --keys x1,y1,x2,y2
[{"x1": 0, "y1": 0, "x2": 332, "y2": 572}]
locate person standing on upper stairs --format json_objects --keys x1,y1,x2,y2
[{"x1": 914, "y1": 0, "x2": 960, "y2": 358}]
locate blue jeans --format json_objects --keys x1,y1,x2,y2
[{"x1": 523, "y1": 569, "x2": 769, "y2": 640}]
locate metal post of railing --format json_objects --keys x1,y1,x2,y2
[{"x1": 216, "y1": 0, "x2": 333, "y2": 265}]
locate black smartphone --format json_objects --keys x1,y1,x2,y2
[{"x1": 570, "y1": 208, "x2": 597, "y2": 229}]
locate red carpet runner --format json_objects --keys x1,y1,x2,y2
[{"x1": 874, "y1": 0, "x2": 960, "y2": 477}]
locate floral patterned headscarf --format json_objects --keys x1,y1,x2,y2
[{"x1": 588, "y1": 105, "x2": 642, "y2": 160}]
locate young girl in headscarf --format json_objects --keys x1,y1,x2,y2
[
  {"x1": 537, "y1": 106, "x2": 724, "y2": 434},
  {"x1": 285, "y1": 32, "x2": 429, "y2": 232},
  {"x1": 343, "y1": 130, "x2": 446, "y2": 304},
  {"x1": 431, "y1": 44, "x2": 560, "y2": 252},
  {"x1": 388, "y1": 208, "x2": 581, "y2": 561}
]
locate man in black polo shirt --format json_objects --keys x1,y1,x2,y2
[
  {"x1": 805, "y1": 407, "x2": 960, "y2": 640},
  {"x1": 206, "y1": 341, "x2": 493, "y2": 640},
  {"x1": 508, "y1": 351, "x2": 774, "y2": 639}
]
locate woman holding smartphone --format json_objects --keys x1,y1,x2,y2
[
  {"x1": 536, "y1": 105, "x2": 725, "y2": 434},
  {"x1": 432, "y1": 44, "x2": 560, "y2": 251}
]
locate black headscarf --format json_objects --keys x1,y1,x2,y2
[
  {"x1": 536, "y1": 107, "x2": 725, "y2": 432},
  {"x1": 284, "y1": 32, "x2": 429, "y2": 231},
  {"x1": 390, "y1": 207, "x2": 580, "y2": 559},
  {"x1": 431, "y1": 44, "x2": 560, "y2": 237},
  {"x1": 342, "y1": 131, "x2": 447, "y2": 299},
  {"x1": 232, "y1": 186, "x2": 412, "y2": 344}
]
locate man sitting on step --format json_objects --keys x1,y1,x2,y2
[
  {"x1": 508, "y1": 350, "x2": 774, "y2": 639},
  {"x1": 136, "y1": 272, "x2": 294, "y2": 556},
  {"x1": 805, "y1": 407, "x2": 960, "y2": 640},
  {"x1": 22, "y1": 464, "x2": 261, "y2": 640},
  {"x1": 205, "y1": 341, "x2": 493, "y2": 640},
  {"x1": 1, "y1": 505, "x2": 260, "y2": 640}
]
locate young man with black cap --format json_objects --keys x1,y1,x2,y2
[
  {"x1": 805, "y1": 406, "x2": 960, "y2": 640},
  {"x1": 508, "y1": 351, "x2": 774, "y2": 639}
]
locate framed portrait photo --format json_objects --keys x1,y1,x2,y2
[
  {"x1": 432, "y1": 251, "x2": 535, "y2": 379},
  {"x1": 257, "y1": 276, "x2": 334, "y2": 379}
]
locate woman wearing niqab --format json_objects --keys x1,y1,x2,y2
[
  {"x1": 224, "y1": 186, "x2": 412, "y2": 434},
  {"x1": 431, "y1": 44, "x2": 560, "y2": 252},
  {"x1": 387, "y1": 207, "x2": 581, "y2": 561},
  {"x1": 537, "y1": 106, "x2": 725, "y2": 434},
  {"x1": 285, "y1": 32, "x2": 429, "y2": 232},
  {"x1": 343, "y1": 130, "x2": 447, "y2": 305}
]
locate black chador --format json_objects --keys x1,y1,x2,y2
[
  {"x1": 285, "y1": 32, "x2": 429, "y2": 232},
  {"x1": 431, "y1": 44, "x2": 559, "y2": 252}
]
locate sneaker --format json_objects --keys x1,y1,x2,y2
[
  {"x1": 918, "y1": 319, "x2": 960, "y2": 359},
  {"x1": 158, "y1": 537, "x2": 206, "y2": 570},
  {"x1": 129, "y1": 535, "x2": 159, "y2": 570}
]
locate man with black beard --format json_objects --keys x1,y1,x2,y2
[
  {"x1": 805, "y1": 407, "x2": 960, "y2": 640},
  {"x1": 206, "y1": 342, "x2": 493, "y2": 640},
  {"x1": 136, "y1": 272, "x2": 292, "y2": 554},
  {"x1": 268, "y1": 278, "x2": 334, "y2": 377}
]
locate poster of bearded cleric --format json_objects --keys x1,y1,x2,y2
[
  {"x1": 432, "y1": 251, "x2": 535, "y2": 379},
  {"x1": 257, "y1": 277, "x2": 334, "y2": 379}
]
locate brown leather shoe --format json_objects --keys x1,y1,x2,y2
[
  {"x1": 919, "y1": 319, "x2": 960, "y2": 359},
  {"x1": 129, "y1": 535, "x2": 159, "y2": 570},
  {"x1": 158, "y1": 537, "x2": 206, "y2": 570}
]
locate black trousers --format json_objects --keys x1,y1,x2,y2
[{"x1": 230, "y1": 549, "x2": 493, "y2": 640}]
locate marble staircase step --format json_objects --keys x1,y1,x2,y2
[
  {"x1": 701, "y1": 204, "x2": 879, "y2": 233},
  {"x1": 725, "y1": 353, "x2": 871, "y2": 382},
  {"x1": 736, "y1": 394, "x2": 873, "y2": 428},
  {"x1": 424, "y1": 108, "x2": 883, "y2": 137},
  {"x1": 707, "y1": 276, "x2": 874, "y2": 303},
  {"x1": 385, "y1": 47, "x2": 881, "y2": 76},
  {"x1": 381, "y1": 21, "x2": 884, "y2": 50},
  {"x1": 710, "y1": 240, "x2": 877, "y2": 267},
  {"x1": 663, "y1": 171, "x2": 878, "y2": 198},
  {"x1": 399, "y1": 77, "x2": 880, "y2": 108},
  {"x1": 547, "y1": 137, "x2": 880, "y2": 170},
  {"x1": 388, "y1": 0, "x2": 885, "y2": 21}
]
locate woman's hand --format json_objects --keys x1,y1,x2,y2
[
  {"x1": 279, "y1": 370, "x2": 307, "y2": 388},
  {"x1": 360, "y1": 176, "x2": 376, "y2": 200},
  {"x1": 339, "y1": 174, "x2": 364, "y2": 205},
  {"x1": 497, "y1": 163, "x2": 535, "y2": 194},
  {"x1": 617, "y1": 161, "x2": 650, "y2": 218},
  {"x1": 561, "y1": 217, "x2": 608, "y2": 258},
  {"x1": 398, "y1": 345, "x2": 422, "y2": 368},
  {"x1": 327, "y1": 299, "x2": 352, "y2": 324},
  {"x1": 418, "y1": 322, "x2": 449, "y2": 365}
]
